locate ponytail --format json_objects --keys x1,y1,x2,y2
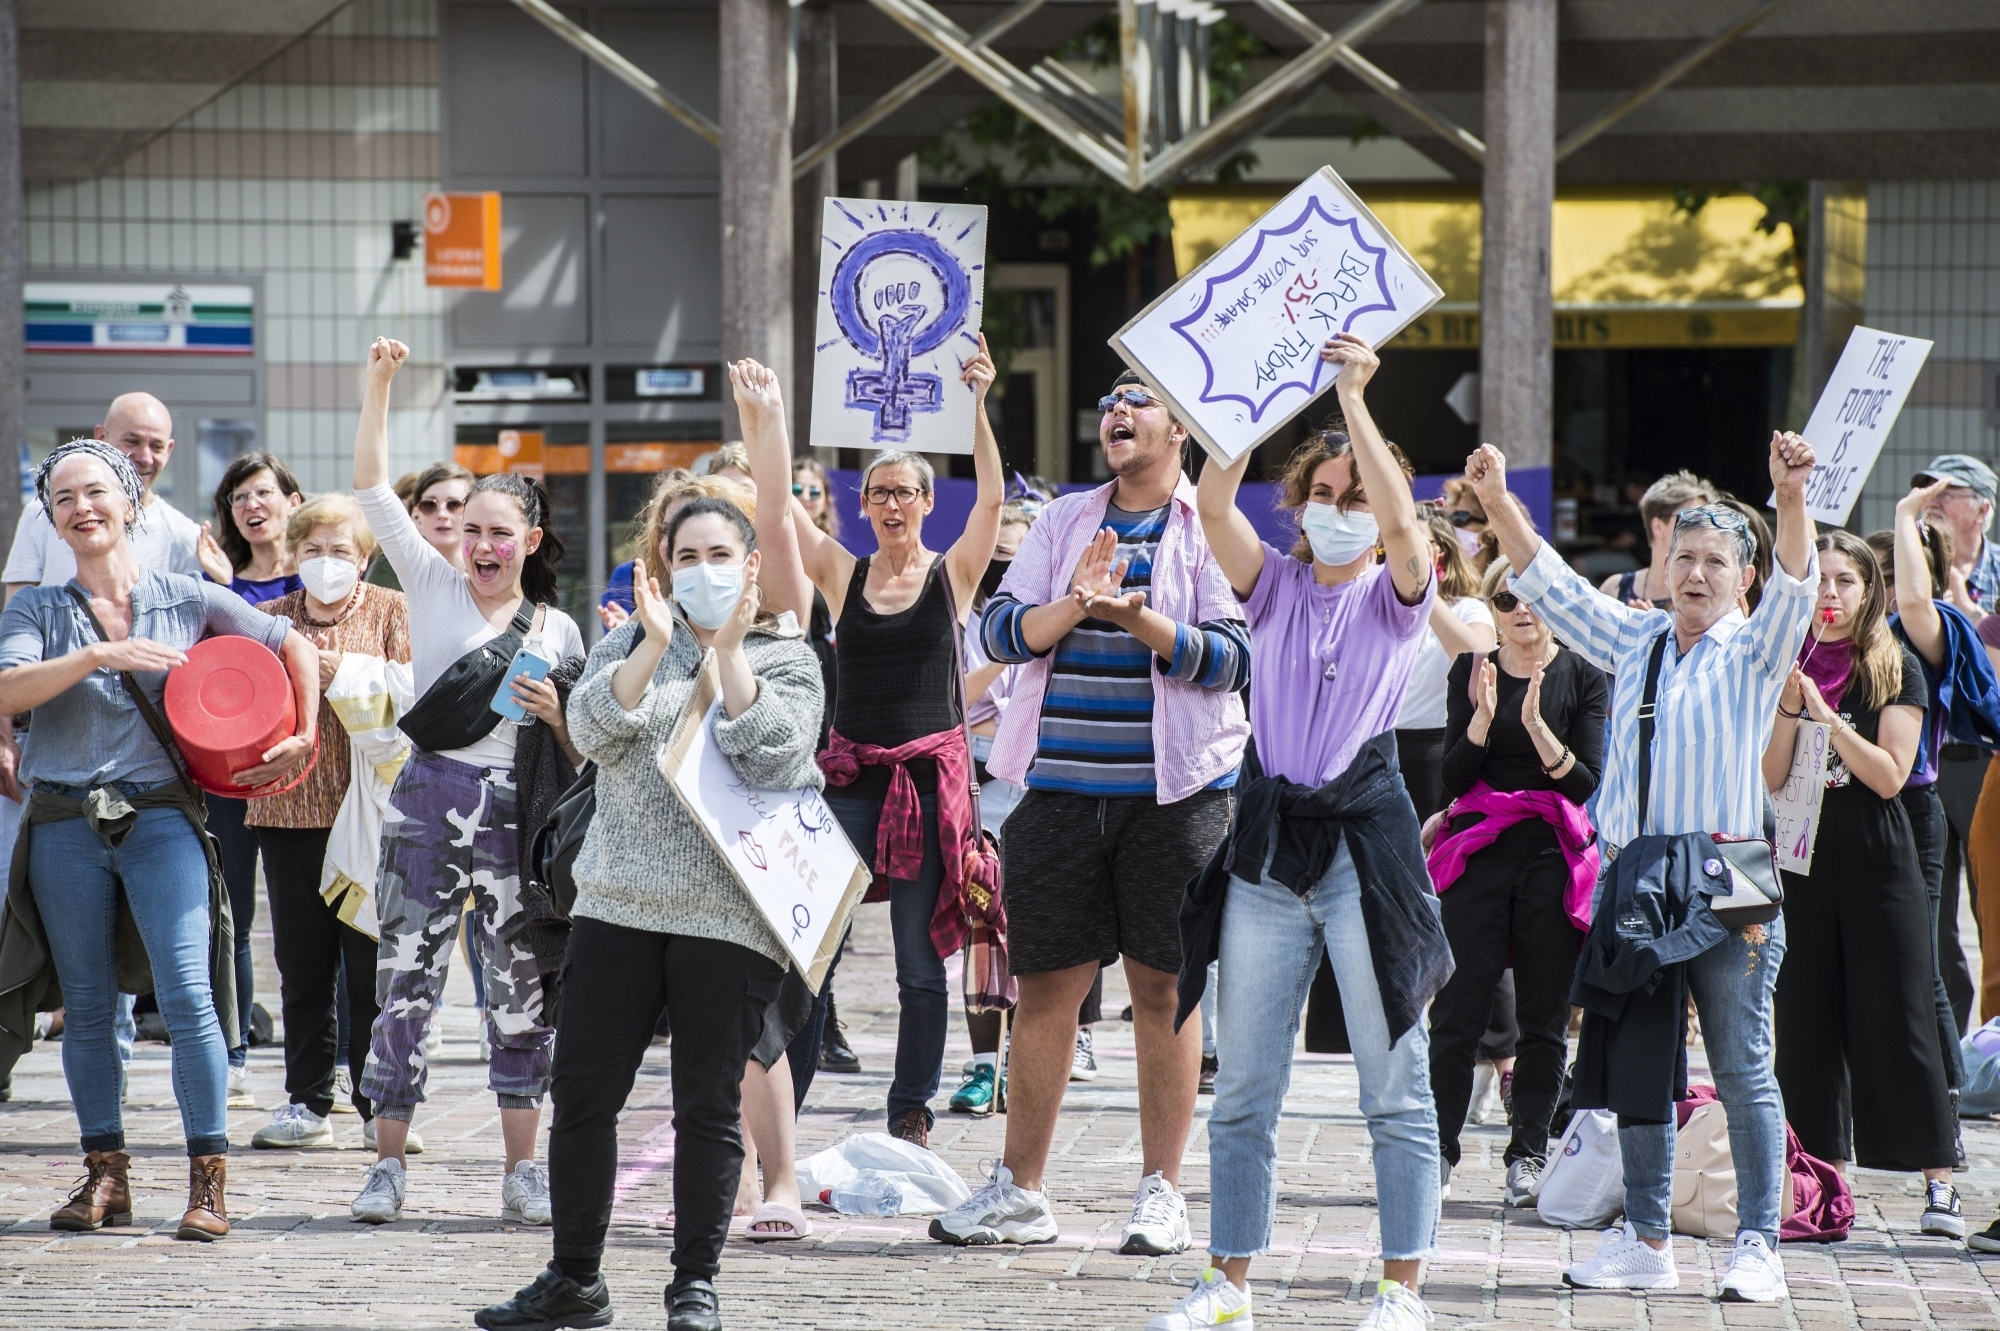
[{"x1": 472, "y1": 471, "x2": 565, "y2": 604}]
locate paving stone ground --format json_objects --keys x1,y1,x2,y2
[{"x1": 5, "y1": 902, "x2": 2000, "y2": 1330}]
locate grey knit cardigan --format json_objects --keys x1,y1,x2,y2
[{"x1": 563, "y1": 610, "x2": 825, "y2": 964}]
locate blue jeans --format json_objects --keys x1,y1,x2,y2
[
  {"x1": 828, "y1": 791, "x2": 948, "y2": 1123},
  {"x1": 1620, "y1": 910, "x2": 1788, "y2": 1247},
  {"x1": 31, "y1": 796, "x2": 229, "y2": 1155},
  {"x1": 1210, "y1": 842, "x2": 1440, "y2": 1260}
]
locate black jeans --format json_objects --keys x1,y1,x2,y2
[
  {"x1": 206, "y1": 793, "x2": 259, "y2": 1066},
  {"x1": 784, "y1": 929, "x2": 847, "y2": 1112},
  {"x1": 1427, "y1": 845, "x2": 1582, "y2": 1167},
  {"x1": 1902, "y1": 783, "x2": 1967, "y2": 1087},
  {"x1": 549, "y1": 917, "x2": 784, "y2": 1283},
  {"x1": 253, "y1": 825, "x2": 378, "y2": 1119},
  {"x1": 1938, "y1": 747, "x2": 1986, "y2": 1033}
]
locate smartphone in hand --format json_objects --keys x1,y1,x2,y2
[{"x1": 490, "y1": 647, "x2": 553, "y2": 721}]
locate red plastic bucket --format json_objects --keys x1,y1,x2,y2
[{"x1": 163, "y1": 636, "x2": 316, "y2": 798}]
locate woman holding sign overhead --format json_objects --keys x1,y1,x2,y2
[
  {"x1": 474, "y1": 496, "x2": 825, "y2": 1331},
  {"x1": 737, "y1": 344, "x2": 1002, "y2": 1147},
  {"x1": 1761, "y1": 530, "x2": 1961, "y2": 1234}
]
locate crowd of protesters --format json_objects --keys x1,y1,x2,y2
[{"x1": 4, "y1": 333, "x2": 2000, "y2": 1331}]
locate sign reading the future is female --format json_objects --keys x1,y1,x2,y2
[
  {"x1": 1111, "y1": 167, "x2": 1442, "y2": 465},
  {"x1": 1783, "y1": 325, "x2": 1935, "y2": 527},
  {"x1": 809, "y1": 197, "x2": 988, "y2": 454}
]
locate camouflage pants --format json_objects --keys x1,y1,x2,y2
[{"x1": 360, "y1": 749, "x2": 553, "y2": 1112}]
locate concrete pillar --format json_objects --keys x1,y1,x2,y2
[
  {"x1": 791, "y1": 0, "x2": 837, "y2": 454},
  {"x1": 721, "y1": 0, "x2": 793, "y2": 439},
  {"x1": 1479, "y1": 0, "x2": 1555, "y2": 528},
  {"x1": 0, "y1": 0, "x2": 23, "y2": 550}
]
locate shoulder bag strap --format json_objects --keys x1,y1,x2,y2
[
  {"x1": 64, "y1": 583, "x2": 207, "y2": 808},
  {"x1": 1633, "y1": 630, "x2": 1670, "y2": 836}
]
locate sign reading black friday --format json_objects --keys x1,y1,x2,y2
[{"x1": 1110, "y1": 167, "x2": 1443, "y2": 464}]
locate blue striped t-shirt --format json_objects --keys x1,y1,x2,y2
[{"x1": 983, "y1": 503, "x2": 1249, "y2": 797}]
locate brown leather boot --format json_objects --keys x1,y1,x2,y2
[
  {"x1": 176, "y1": 1154, "x2": 229, "y2": 1241},
  {"x1": 49, "y1": 1149, "x2": 132, "y2": 1230},
  {"x1": 886, "y1": 1107, "x2": 930, "y2": 1150}
]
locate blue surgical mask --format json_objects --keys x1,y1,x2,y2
[
  {"x1": 1300, "y1": 501, "x2": 1379, "y2": 566},
  {"x1": 670, "y1": 561, "x2": 744, "y2": 630}
]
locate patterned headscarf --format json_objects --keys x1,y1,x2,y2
[{"x1": 36, "y1": 438, "x2": 144, "y2": 533}]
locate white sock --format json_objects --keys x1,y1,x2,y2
[{"x1": 974, "y1": 1053, "x2": 998, "y2": 1071}]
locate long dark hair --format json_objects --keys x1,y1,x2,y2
[
  {"x1": 212, "y1": 451, "x2": 302, "y2": 573},
  {"x1": 471, "y1": 472, "x2": 565, "y2": 604},
  {"x1": 1818, "y1": 529, "x2": 1902, "y2": 713},
  {"x1": 664, "y1": 494, "x2": 758, "y2": 558},
  {"x1": 1277, "y1": 426, "x2": 1413, "y2": 564}
]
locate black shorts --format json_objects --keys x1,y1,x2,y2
[{"x1": 1001, "y1": 786, "x2": 1234, "y2": 976}]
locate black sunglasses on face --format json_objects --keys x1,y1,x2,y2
[
  {"x1": 1490, "y1": 590, "x2": 1520, "y2": 612},
  {"x1": 1098, "y1": 389, "x2": 1162, "y2": 413},
  {"x1": 1447, "y1": 509, "x2": 1479, "y2": 528}
]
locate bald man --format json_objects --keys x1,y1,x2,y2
[{"x1": 3, "y1": 392, "x2": 203, "y2": 596}]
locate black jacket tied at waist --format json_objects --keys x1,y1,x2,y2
[
  {"x1": 1568, "y1": 833, "x2": 1733, "y2": 1122},
  {"x1": 1176, "y1": 731, "x2": 1454, "y2": 1046}
]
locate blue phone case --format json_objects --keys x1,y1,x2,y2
[{"x1": 490, "y1": 647, "x2": 554, "y2": 721}]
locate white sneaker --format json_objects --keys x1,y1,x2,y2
[
  {"x1": 1503, "y1": 1157, "x2": 1540, "y2": 1208},
  {"x1": 227, "y1": 1064, "x2": 256, "y2": 1108},
  {"x1": 1071, "y1": 1028, "x2": 1098, "y2": 1082},
  {"x1": 351, "y1": 1157, "x2": 407, "y2": 1223},
  {"x1": 1467, "y1": 1063, "x2": 1500, "y2": 1125},
  {"x1": 1562, "y1": 1222, "x2": 1679, "y2": 1290},
  {"x1": 1718, "y1": 1230, "x2": 1788, "y2": 1303},
  {"x1": 502, "y1": 1160, "x2": 553, "y2": 1225},
  {"x1": 1145, "y1": 1267, "x2": 1252, "y2": 1330},
  {"x1": 251, "y1": 1102, "x2": 332, "y2": 1149},
  {"x1": 1921, "y1": 1179, "x2": 1966, "y2": 1238},
  {"x1": 1356, "y1": 1281, "x2": 1435, "y2": 1331},
  {"x1": 928, "y1": 1161, "x2": 1058, "y2": 1245},
  {"x1": 362, "y1": 1117, "x2": 426, "y2": 1155},
  {"x1": 1120, "y1": 1172, "x2": 1191, "y2": 1255},
  {"x1": 330, "y1": 1066, "x2": 358, "y2": 1114}
]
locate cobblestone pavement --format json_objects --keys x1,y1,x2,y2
[{"x1": 5, "y1": 903, "x2": 2000, "y2": 1330}]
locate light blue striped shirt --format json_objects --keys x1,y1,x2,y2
[{"x1": 1509, "y1": 541, "x2": 1817, "y2": 848}]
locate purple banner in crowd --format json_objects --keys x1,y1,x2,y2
[{"x1": 828, "y1": 466, "x2": 1551, "y2": 556}]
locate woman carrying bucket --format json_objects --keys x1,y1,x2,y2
[{"x1": 0, "y1": 438, "x2": 318, "y2": 1240}]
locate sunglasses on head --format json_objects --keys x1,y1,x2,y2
[
  {"x1": 1674, "y1": 504, "x2": 1749, "y2": 534},
  {"x1": 416, "y1": 496, "x2": 464, "y2": 515},
  {"x1": 791, "y1": 483, "x2": 824, "y2": 500},
  {"x1": 1098, "y1": 388, "x2": 1161, "y2": 413},
  {"x1": 1490, "y1": 590, "x2": 1520, "y2": 612}
]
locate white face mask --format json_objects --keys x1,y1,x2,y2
[
  {"x1": 1300, "y1": 501, "x2": 1379, "y2": 567},
  {"x1": 299, "y1": 555, "x2": 360, "y2": 605},
  {"x1": 671, "y1": 561, "x2": 744, "y2": 630}
]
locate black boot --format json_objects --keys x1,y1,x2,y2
[
  {"x1": 475, "y1": 1263, "x2": 613, "y2": 1331},
  {"x1": 666, "y1": 1276, "x2": 722, "y2": 1331},
  {"x1": 818, "y1": 992, "x2": 860, "y2": 1074}
]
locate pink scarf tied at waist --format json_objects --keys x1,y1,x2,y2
[
  {"x1": 1425, "y1": 781, "x2": 1600, "y2": 932},
  {"x1": 819, "y1": 725, "x2": 984, "y2": 959}
]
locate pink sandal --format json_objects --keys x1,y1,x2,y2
[{"x1": 743, "y1": 1202, "x2": 813, "y2": 1241}]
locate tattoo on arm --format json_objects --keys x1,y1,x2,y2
[{"x1": 1406, "y1": 556, "x2": 1427, "y2": 587}]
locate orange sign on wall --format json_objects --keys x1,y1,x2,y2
[
  {"x1": 494, "y1": 429, "x2": 544, "y2": 480},
  {"x1": 456, "y1": 441, "x2": 717, "y2": 476},
  {"x1": 423, "y1": 192, "x2": 502, "y2": 290}
]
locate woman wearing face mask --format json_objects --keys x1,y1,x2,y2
[
  {"x1": 1426, "y1": 555, "x2": 1606, "y2": 1209},
  {"x1": 737, "y1": 345, "x2": 1002, "y2": 1146},
  {"x1": 475, "y1": 497, "x2": 825, "y2": 1331},
  {"x1": 1762, "y1": 530, "x2": 1961, "y2": 1234},
  {"x1": 1169, "y1": 333, "x2": 1452, "y2": 1331},
  {"x1": 347, "y1": 337, "x2": 585, "y2": 1229},
  {"x1": 242, "y1": 495, "x2": 410, "y2": 1148},
  {"x1": 367, "y1": 462, "x2": 475, "y2": 592},
  {"x1": 191, "y1": 451, "x2": 307, "y2": 1106}
]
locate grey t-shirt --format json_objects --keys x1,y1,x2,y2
[{"x1": 0, "y1": 570, "x2": 292, "y2": 788}]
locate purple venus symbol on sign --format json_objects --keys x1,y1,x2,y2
[
  {"x1": 1169, "y1": 198, "x2": 1395, "y2": 424},
  {"x1": 827, "y1": 221, "x2": 972, "y2": 442}
]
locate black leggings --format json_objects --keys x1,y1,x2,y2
[
  {"x1": 207, "y1": 794, "x2": 259, "y2": 1063},
  {"x1": 549, "y1": 917, "x2": 785, "y2": 1282},
  {"x1": 253, "y1": 825, "x2": 378, "y2": 1119}
]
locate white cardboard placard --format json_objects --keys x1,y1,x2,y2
[
  {"x1": 1771, "y1": 719, "x2": 1830, "y2": 875},
  {"x1": 809, "y1": 197, "x2": 988, "y2": 454},
  {"x1": 1784, "y1": 325, "x2": 1934, "y2": 525},
  {"x1": 1109, "y1": 166, "x2": 1443, "y2": 465},
  {"x1": 658, "y1": 652, "x2": 870, "y2": 990}
]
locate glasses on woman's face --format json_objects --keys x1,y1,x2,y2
[
  {"x1": 229, "y1": 486, "x2": 285, "y2": 509},
  {"x1": 416, "y1": 496, "x2": 465, "y2": 516},
  {"x1": 792, "y1": 483, "x2": 824, "y2": 500},
  {"x1": 864, "y1": 485, "x2": 923, "y2": 507},
  {"x1": 1490, "y1": 590, "x2": 1521, "y2": 612},
  {"x1": 1097, "y1": 389, "x2": 1161, "y2": 414}
]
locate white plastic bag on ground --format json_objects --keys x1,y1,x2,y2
[
  {"x1": 795, "y1": 1132, "x2": 972, "y2": 1215},
  {"x1": 1536, "y1": 1109, "x2": 1626, "y2": 1230}
]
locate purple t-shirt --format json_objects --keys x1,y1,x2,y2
[{"x1": 1243, "y1": 544, "x2": 1435, "y2": 787}]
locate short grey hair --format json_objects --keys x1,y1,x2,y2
[
  {"x1": 861, "y1": 449, "x2": 936, "y2": 495},
  {"x1": 1667, "y1": 504, "x2": 1755, "y2": 569}
]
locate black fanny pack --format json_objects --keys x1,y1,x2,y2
[{"x1": 398, "y1": 601, "x2": 537, "y2": 753}]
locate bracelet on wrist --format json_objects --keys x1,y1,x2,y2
[
  {"x1": 1540, "y1": 744, "x2": 1572, "y2": 776},
  {"x1": 1779, "y1": 704, "x2": 1805, "y2": 719}
]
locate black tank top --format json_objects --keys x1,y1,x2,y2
[
  {"x1": 832, "y1": 555, "x2": 961, "y2": 801},
  {"x1": 1617, "y1": 569, "x2": 1674, "y2": 611}
]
